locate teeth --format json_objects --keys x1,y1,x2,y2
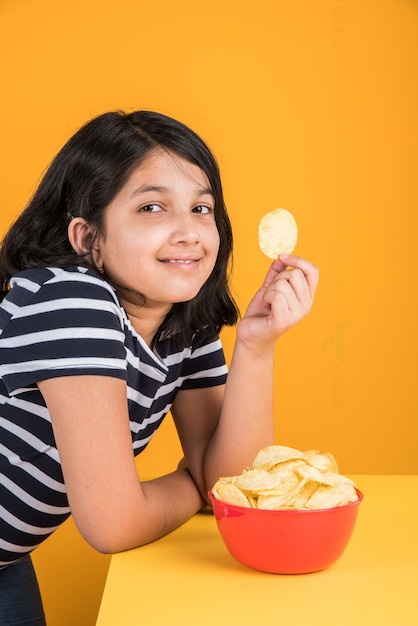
[{"x1": 167, "y1": 259, "x2": 195, "y2": 263}]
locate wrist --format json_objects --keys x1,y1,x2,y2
[{"x1": 233, "y1": 332, "x2": 276, "y2": 361}]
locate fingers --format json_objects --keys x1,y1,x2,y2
[
  {"x1": 261, "y1": 257, "x2": 291, "y2": 290},
  {"x1": 270, "y1": 268, "x2": 309, "y2": 305},
  {"x1": 277, "y1": 253, "x2": 319, "y2": 299},
  {"x1": 263, "y1": 254, "x2": 319, "y2": 295},
  {"x1": 241, "y1": 254, "x2": 319, "y2": 343},
  {"x1": 262, "y1": 254, "x2": 319, "y2": 312},
  {"x1": 262, "y1": 276, "x2": 301, "y2": 311},
  {"x1": 263, "y1": 278, "x2": 300, "y2": 310}
]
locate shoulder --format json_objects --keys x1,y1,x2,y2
[
  {"x1": 10, "y1": 266, "x2": 117, "y2": 300},
  {"x1": 0, "y1": 267, "x2": 129, "y2": 392},
  {"x1": 6, "y1": 266, "x2": 120, "y2": 312},
  {"x1": 1, "y1": 266, "x2": 124, "y2": 334}
]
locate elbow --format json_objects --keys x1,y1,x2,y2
[
  {"x1": 80, "y1": 529, "x2": 133, "y2": 555},
  {"x1": 73, "y1": 515, "x2": 150, "y2": 555},
  {"x1": 82, "y1": 528, "x2": 152, "y2": 555},
  {"x1": 88, "y1": 536, "x2": 127, "y2": 555}
]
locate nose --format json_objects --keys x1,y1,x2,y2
[{"x1": 168, "y1": 212, "x2": 200, "y2": 245}]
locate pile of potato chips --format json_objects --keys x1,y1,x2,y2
[{"x1": 212, "y1": 445, "x2": 358, "y2": 511}]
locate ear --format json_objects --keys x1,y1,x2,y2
[{"x1": 68, "y1": 218, "x2": 101, "y2": 263}]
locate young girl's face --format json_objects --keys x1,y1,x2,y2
[{"x1": 94, "y1": 149, "x2": 220, "y2": 316}]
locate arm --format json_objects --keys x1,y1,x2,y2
[
  {"x1": 172, "y1": 254, "x2": 319, "y2": 494},
  {"x1": 38, "y1": 375, "x2": 204, "y2": 554}
]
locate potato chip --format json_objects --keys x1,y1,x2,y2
[
  {"x1": 269, "y1": 458, "x2": 307, "y2": 474},
  {"x1": 211, "y1": 444, "x2": 358, "y2": 511},
  {"x1": 256, "y1": 471, "x2": 300, "y2": 498},
  {"x1": 252, "y1": 445, "x2": 304, "y2": 470},
  {"x1": 212, "y1": 482, "x2": 251, "y2": 507},
  {"x1": 258, "y1": 208, "x2": 298, "y2": 259},
  {"x1": 285, "y1": 481, "x2": 319, "y2": 509},
  {"x1": 294, "y1": 465, "x2": 354, "y2": 488},
  {"x1": 257, "y1": 484, "x2": 303, "y2": 510},
  {"x1": 233, "y1": 468, "x2": 279, "y2": 493},
  {"x1": 294, "y1": 463, "x2": 330, "y2": 484},
  {"x1": 302, "y1": 450, "x2": 333, "y2": 471},
  {"x1": 305, "y1": 484, "x2": 343, "y2": 509},
  {"x1": 305, "y1": 483, "x2": 358, "y2": 510},
  {"x1": 321, "y1": 472, "x2": 355, "y2": 487},
  {"x1": 247, "y1": 495, "x2": 258, "y2": 509},
  {"x1": 322, "y1": 451, "x2": 339, "y2": 473}
]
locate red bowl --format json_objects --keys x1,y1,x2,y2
[{"x1": 208, "y1": 489, "x2": 363, "y2": 574}]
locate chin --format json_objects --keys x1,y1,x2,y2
[
  {"x1": 171, "y1": 287, "x2": 203, "y2": 303},
  {"x1": 171, "y1": 294, "x2": 199, "y2": 304}
]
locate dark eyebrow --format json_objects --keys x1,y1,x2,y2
[{"x1": 130, "y1": 184, "x2": 214, "y2": 199}]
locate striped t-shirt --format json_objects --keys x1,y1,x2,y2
[{"x1": 0, "y1": 266, "x2": 228, "y2": 567}]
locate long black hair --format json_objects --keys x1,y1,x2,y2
[{"x1": 0, "y1": 110, "x2": 239, "y2": 344}]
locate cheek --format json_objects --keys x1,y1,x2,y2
[
  {"x1": 210, "y1": 228, "x2": 221, "y2": 254},
  {"x1": 105, "y1": 228, "x2": 149, "y2": 255}
]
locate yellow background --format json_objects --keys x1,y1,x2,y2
[{"x1": 1, "y1": 0, "x2": 417, "y2": 624}]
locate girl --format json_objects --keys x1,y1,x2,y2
[{"x1": 0, "y1": 110, "x2": 318, "y2": 624}]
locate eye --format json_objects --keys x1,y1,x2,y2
[
  {"x1": 192, "y1": 205, "x2": 214, "y2": 215},
  {"x1": 139, "y1": 204, "x2": 163, "y2": 213}
]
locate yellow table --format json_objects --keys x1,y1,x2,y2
[{"x1": 96, "y1": 476, "x2": 418, "y2": 625}]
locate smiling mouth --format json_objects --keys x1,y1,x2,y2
[{"x1": 161, "y1": 259, "x2": 199, "y2": 264}]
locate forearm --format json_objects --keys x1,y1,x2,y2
[
  {"x1": 204, "y1": 339, "x2": 276, "y2": 489},
  {"x1": 140, "y1": 468, "x2": 205, "y2": 539},
  {"x1": 75, "y1": 467, "x2": 205, "y2": 554}
]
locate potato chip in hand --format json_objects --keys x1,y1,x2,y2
[{"x1": 258, "y1": 208, "x2": 298, "y2": 259}]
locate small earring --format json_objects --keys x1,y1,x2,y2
[{"x1": 97, "y1": 265, "x2": 104, "y2": 275}]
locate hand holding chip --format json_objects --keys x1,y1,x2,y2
[
  {"x1": 238, "y1": 254, "x2": 319, "y2": 347},
  {"x1": 237, "y1": 209, "x2": 319, "y2": 347}
]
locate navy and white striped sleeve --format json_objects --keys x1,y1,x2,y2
[{"x1": 0, "y1": 269, "x2": 128, "y2": 395}]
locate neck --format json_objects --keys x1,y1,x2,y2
[{"x1": 121, "y1": 299, "x2": 171, "y2": 348}]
